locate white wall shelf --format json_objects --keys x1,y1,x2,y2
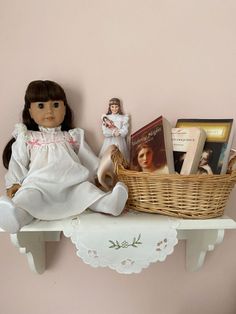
[{"x1": 1, "y1": 214, "x2": 236, "y2": 274}]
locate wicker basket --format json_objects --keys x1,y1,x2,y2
[{"x1": 111, "y1": 147, "x2": 236, "y2": 219}]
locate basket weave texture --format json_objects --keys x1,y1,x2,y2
[{"x1": 111, "y1": 147, "x2": 236, "y2": 219}]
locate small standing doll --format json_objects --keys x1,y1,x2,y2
[
  {"x1": 99, "y1": 98, "x2": 129, "y2": 161},
  {"x1": 0, "y1": 80, "x2": 128, "y2": 233}
]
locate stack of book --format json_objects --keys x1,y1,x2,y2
[{"x1": 129, "y1": 116, "x2": 234, "y2": 175}]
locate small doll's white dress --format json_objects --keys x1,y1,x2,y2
[
  {"x1": 5, "y1": 123, "x2": 117, "y2": 220},
  {"x1": 99, "y1": 113, "x2": 129, "y2": 161}
]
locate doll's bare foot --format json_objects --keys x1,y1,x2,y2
[
  {"x1": 90, "y1": 182, "x2": 128, "y2": 216},
  {"x1": 0, "y1": 196, "x2": 33, "y2": 233}
]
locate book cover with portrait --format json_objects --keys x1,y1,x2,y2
[
  {"x1": 176, "y1": 119, "x2": 234, "y2": 174},
  {"x1": 130, "y1": 116, "x2": 175, "y2": 174}
]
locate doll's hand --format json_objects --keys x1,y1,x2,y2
[
  {"x1": 97, "y1": 145, "x2": 117, "y2": 191},
  {"x1": 113, "y1": 129, "x2": 120, "y2": 137},
  {"x1": 6, "y1": 184, "x2": 21, "y2": 198}
]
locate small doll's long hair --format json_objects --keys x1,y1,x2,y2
[
  {"x1": 106, "y1": 98, "x2": 123, "y2": 115},
  {"x1": 2, "y1": 80, "x2": 74, "y2": 169}
]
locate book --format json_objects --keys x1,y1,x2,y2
[
  {"x1": 171, "y1": 127, "x2": 207, "y2": 175},
  {"x1": 176, "y1": 119, "x2": 234, "y2": 174},
  {"x1": 130, "y1": 116, "x2": 175, "y2": 174}
]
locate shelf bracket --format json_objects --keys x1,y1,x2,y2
[
  {"x1": 10, "y1": 231, "x2": 61, "y2": 274},
  {"x1": 184, "y1": 229, "x2": 224, "y2": 271}
]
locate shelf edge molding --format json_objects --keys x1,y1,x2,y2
[{"x1": 1, "y1": 215, "x2": 235, "y2": 274}]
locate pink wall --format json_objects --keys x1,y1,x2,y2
[{"x1": 1, "y1": 1, "x2": 236, "y2": 313}]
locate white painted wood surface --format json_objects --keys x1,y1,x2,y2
[{"x1": 1, "y1": 215, "x2": 236, "y2": 274}]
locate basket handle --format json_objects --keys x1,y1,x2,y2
[
  {"x1": 229, "y1": 170, "x2": 236, "y2": 183},
  {"x1": 111, "y1": 146, "x2": 129, "y2": 175}
]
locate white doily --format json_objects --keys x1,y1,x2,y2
[{"x1": 63, "y1": 210, "x2": 179, "y2": 274}]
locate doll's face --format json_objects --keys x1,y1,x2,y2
[
  {"x1": 110, "y1": 104, "x2": 120, "y2": 114},
  {"x1": 29, "y1": 100, "x2": 66, "y2": 128}
]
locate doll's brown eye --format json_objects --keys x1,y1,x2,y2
[
  {"x1": 53, "y1": 102, "x2": 60, "y2": 108},
  {"x1": 38, "y1": 103, "x2": 44, "y2": 109}
]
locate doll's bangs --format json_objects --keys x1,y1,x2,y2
[
  {"x1": 109, "y1": 98, "x2": 120, "y2": 106},
  {"x1": 46, "y1": 81, "x2": 66, "y2": 101},
  {"x1": 25, "y1": 80, "x2": 67, "y2": 104}
]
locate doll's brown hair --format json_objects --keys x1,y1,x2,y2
[
  {"x1": 106, "y1": 98, "x2": 123, "y2": 115},
  {"x1": 2, "y1": 80, "x2": 74, "y2": 169}
]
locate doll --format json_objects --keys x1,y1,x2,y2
[
  {"x1": 0, "y1": 80, "x2": 128, "y2": 233},
  {"x1": 99, "y1": 98, "x2": 129, "y2": 161}
]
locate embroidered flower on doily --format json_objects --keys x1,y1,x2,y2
[
  {"x1": 87, "y1": 249, "x2": 99, "y2": 259},
  {"x1": 71, "y1": 217, "x2": 80, "y2": 228},
  {"x1": 121, "y1": 258, "x2": 135, "y2": 266},
  {"x1": 156, "y1": 238, "x2": 168, "y2": 251},
  {"x1": 109, "y1": 234, "x2": 142, "y2": 250}
]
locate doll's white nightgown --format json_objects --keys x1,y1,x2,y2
[
  {"x1": 5, "y1": 124, "x2": 107, "y2": 220},
  {"x1": 99, "y1": 114, "x2": 129, "y2": 161}
]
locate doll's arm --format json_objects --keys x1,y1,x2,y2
[
  {"x1": 97, "y1": 145, "x2": 117, "y2": 191},
  {"x1": 118, "y1": 115, "x2": 129, "y2": 137},
  {"x1": 79, "y1": 140, "x2": 100, "y2": 179},
  {"x1": 73, "y1": 129, "x2": 100, "y2": 181},
  {"x1": 101, "y1": 123, "x2": 118, "y2": 137},
  {"x1": 112, "y1": 129, "x2": 120, "y2": 137}
]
